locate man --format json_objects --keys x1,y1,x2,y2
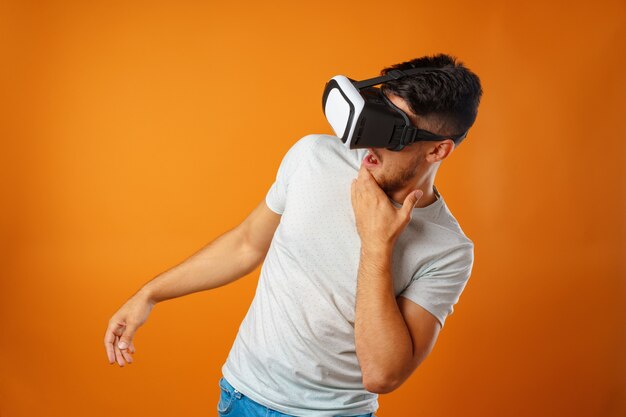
[{"x1": 104, "y1": 53, "x2": 483, "y2": 417}]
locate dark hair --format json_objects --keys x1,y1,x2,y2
[{"x1": 380, "y1": 53, "x2": 483, "y2": 140}]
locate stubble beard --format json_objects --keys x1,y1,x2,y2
[{"x1": 375, "y1": 162, "x2": 420, "y2": 196}]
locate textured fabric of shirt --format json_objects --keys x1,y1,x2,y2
[{"x1": 221, "y1": 133, "x2": 474, "y2": 416}]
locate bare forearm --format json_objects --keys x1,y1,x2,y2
[
  {"x1": 355, "y1": 244, "x2": 413, "y2": 390},
  {"x1": 136, "y1": 227, "x2": 263, "y2": 305}
]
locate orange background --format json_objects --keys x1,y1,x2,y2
[{"x1": 1, "y1": 1, "x2": 625, "y2": 416}]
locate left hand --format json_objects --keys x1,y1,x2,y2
[{"x1": 351, "y1": 164, "x2": 423, "y2": 249}]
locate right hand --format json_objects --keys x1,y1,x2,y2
[{"x1": 104, "y1": 292, "x2": 155, "y2": 367}]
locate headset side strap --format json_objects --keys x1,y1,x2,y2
[{"x1": 352, "y1": 66, "x2": 444, "y2": 89}]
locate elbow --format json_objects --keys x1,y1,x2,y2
[
  {"x1": 362, "y1": 359, "x2": 418, "y2": 394},
  {"x1": 363, "y1": 372, "x2": 403, "y2": 394},
  {"x1": 363, "y1": 378, "x2": 399, "y2": 394},
  {"x1": 363, "y1": 381, "x2": 389, "y2": 394}
]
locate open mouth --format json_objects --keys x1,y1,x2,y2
[
  {"x1": 367, "y1": 148, "x2": 380, "y2": 164},
  {"x1": 363, "y1": 150, "x2": 380, "y2": 167}
]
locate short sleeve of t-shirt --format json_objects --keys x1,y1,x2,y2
[
  {"x1": 265, "y1": 135, "x2": 317, "y2": 215},
  {"x1": 399, "y1": 242, "x2": 474, "y2": 329}
]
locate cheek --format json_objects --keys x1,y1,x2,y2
[
  {"x1": 382, "y1": 158, "x2": 406, "y2": 174},
  {"x1": 384, "y1": 159, "x2": 416, "y2": 181}
]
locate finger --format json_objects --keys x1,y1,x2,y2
[
  {"x1": 104, "y1": 329, "x2": 116, "y2": 364},
  {"x1": 121, "y1": 347, "x2": 133, "y2": 364},
  {"x1": 358, "y1": 164, "x2": 367, "y2": 178},
  {"x1": 359, "y1": 163, "x2": 374, "y2": 179},
  {"x1": 359, "y1": 171, "x2": 386, "y2": 200},
  {"x1": 353, "y1": 178, "x2": 364, "y2": 205},
  {"x1": 129, "y1": 341, "x2": 136, "y2": 354},
  {"x1": 104, "y1": 322, "x2": 124, "y2": 364},
  {"x1": 117, "y1": 322, "x2": 138, "y2": 351},
  {"x1": 402, "y1": 189, "x2": 423, "y2": 217},
  {"x1": 114, "y1": 335, "x2": 126, "y2": 367}
]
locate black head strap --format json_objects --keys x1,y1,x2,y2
[
  {"x1": 352, "y1": 67, "x2": 444, "y2": 89},
  {"x1": 379, "y1": 89, "x2": 469, "y2": 146}
]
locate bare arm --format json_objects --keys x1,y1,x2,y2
[
  {"x1": 104, "y1": 199, "x2": 281, "y2": 366},
  {"x1": 138, "y1": 200, "x2": 280, "y2": 304}
]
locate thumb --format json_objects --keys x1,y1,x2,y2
[
  {"x1": 402, "y1": 189, "x2": 423, "y2": 214},
  {"x1": 117, "y1": 323, "x2": 138, "y2": 350}
]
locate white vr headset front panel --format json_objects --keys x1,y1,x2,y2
[
  {"x1": 324, "y1": 75, "x2": 365, "y2": 148},
  {"x1": 325, "y1": 89, "x2": 350, "y2": 138}
]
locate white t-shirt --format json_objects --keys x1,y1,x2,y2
[{"x1": 221, "y1": 134, "x2": 474, "y2": 416}]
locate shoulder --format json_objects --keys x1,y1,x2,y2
[
  {"x1": 282, "y1": 133, "x2": 352, "y2": 167},
  {"x1": 291, "y1": 133, "x2": 326, "y2": 151},
  {"x1": 273, "y1": 134, "x2": 321, "y2": 170},
  {"x1": 295, "y1": 133, "x2": 351, "y2": 152},
  {"x1": 439, "y1": 207, "x2": 474, "y2": 268},
  {"x1": 419, "y1": 200, "x2": 474, "y2": 269},
  {"x1": 277, "y1": 134, "x2": 323, "y2": 164},
  {"x1": 432, "y1": 198, "x2": 474, "y2": 246}
]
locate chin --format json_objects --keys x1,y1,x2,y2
[
  {"x1": 368, "y1": 170, "x2": 382, "y2": 184},
  {"x1": 371, "y1": 173, "x2": 389, "y2": 193}
]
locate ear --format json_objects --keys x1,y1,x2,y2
[{"x1": 426, "y1": 139, "x2": 455, "y2": 162}]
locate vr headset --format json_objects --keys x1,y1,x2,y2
[{"x1": 322, "y1": 67, "x2": 468, "y2": 151}]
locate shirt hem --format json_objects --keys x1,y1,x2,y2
[
  {"x1": 265, "y1": 194, "x2": 284, "y2": 215},
  {"x1": 221, "y1": 364, "x2": 378, "y2": 417}
]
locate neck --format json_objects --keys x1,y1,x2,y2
[{"x1": 389, "y1": 175, "x2": 438, "y2": 208}]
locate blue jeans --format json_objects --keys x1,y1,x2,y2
[{"x1": 217, "y1": 376, "x2": 377, "y2": 417}]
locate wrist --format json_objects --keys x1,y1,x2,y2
[
  {"x1": 136, "y1": 286, "x2": 157, "y2": 307},
  {"x1": 360, "y1": 241, "x2": 393, "y2": 258}
]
